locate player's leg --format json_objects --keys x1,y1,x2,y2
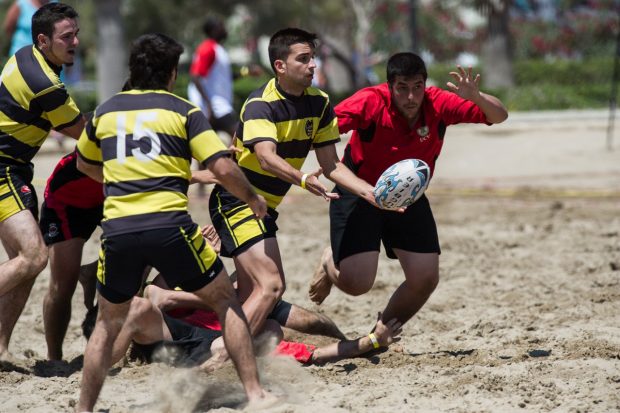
[
  {"x1": 209, "y1": 191, "x2": 284, "y2": 335},
  {"x1": 0, "y1": 210, "x2": 48, "y2": 296},
  {"x1": 381, "y1": 251, "x2": 439, "y2": 325},
  {"x1": 0, "y1": 211, "x2": 46, "y2": 359},
  {"x1": 270, "y1": 300, "x2": 347, "y2": 340},
  {"x1": 78, "y1": 260, "x2": 98, "y2": 310},
  {"x1": 309, "y1": 188, "x2": 381, "y2": 304},
  {"x1": 78, "y1": 233, "x2": 147, "y2": 411},
  {"x1": 233, "y1": 237, "x2": 285, "y2": 335},
  {"x1": 77, "y1": 294, "x2": 131, "y2": 412},
  {"x1": 152, "y1": 224, "x2": 269, "y2": 404},
  {"x1": 43, "y1": 237, "x2": 85, "y2": 360},
  {"x1": 379, "y1": 194, "x2": 440, "y2": 325}
]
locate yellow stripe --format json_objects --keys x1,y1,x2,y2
[
  {"x1": 97, "y1": 243, "x2": 106, "y2": 285},
  {"x1": 103, "y1": 191, "x2": 187, "y2": 220},
  {"x1": 179, "y1": 226, "x2": 206, "y2": 273},
  {"x1": 5, "y1": 167, "x2": 24, "y2": 209},
  {"x1": 217, "y1": 191, "x2": 239, "y2": 248}
]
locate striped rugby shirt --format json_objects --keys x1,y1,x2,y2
[
  {"x1": 0, "y1": 45, "x2": 81, "y2": 165},
  {"x1": 235, "y1": 78, "x2": 340, "y2": 209},
  {"x1": 77, "y1": 89, "x2": 229, "y2": 236}
]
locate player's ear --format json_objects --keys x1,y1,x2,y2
[
  {"x1": 36, "y1": 33, "x2": 50, "y2": 49},
  {"x1": 274, "y1": 59, "x2": 286, "y2": 75}
]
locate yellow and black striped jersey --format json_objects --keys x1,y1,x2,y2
[
  {"x1": 77, "y1": 89, "x2": 229, "y2": 236},
  {"x1": 0, "y1": 46, "x2": 81, "y2": 165},
  {"x1": 236, "y1": 78, "x2": 340, "y2": 209}
]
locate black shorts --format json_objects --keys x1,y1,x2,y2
[
  {"x1": 0, "y1": 161, "x2": 38, "y2": 222},
  {"x1": 39, "y1": 201, "x2": 103, "y2": 245},
  {"x1": 133, "y1": 313, "x2": 221, "y2": 367},
  {"x1": 211, "y1": 112, "x2": 238, "y2": 134},
  {"x1": 208, "y1": 185, "x2": 279, "y2": 258},
  {"x1": 329, "y1": 185, "x2": 440, "y2": 266},
  {"x1": 96, "y1": 223, "x2": 224, "y2": 303}
]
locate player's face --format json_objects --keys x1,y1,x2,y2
[
  {"x1": 45, "y1": 18, "x2": 80, "y2": 67},
  {"x1": 281, "y1": 42, "x2": 316, "y2": 92},
  {"x1": 389, "y1": 75, "x2": 426, "y2": 121}
]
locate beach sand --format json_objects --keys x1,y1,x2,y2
[{"x1": 0, "y1": 110, "x2": 619, "y2": 412}]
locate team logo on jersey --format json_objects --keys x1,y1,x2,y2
[
  {"x1": 48, "y1": 223, "x2": 59, "y2": 238},
  {"x1": 417, "y1": 125, "x2": 429, "y2": 142},
  {"x1": 20, "y1": 185, "x2": 31, "y2": 194},
  {"x1": 305, "y1": 119, "x2": 314, "y2": 138}
]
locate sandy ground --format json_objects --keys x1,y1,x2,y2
[{"x1": 0, "y1": 109, "x2": 619, "y2": 412}]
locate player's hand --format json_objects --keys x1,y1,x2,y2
[
  {"x1": 446, "y1": 65, "x2": 481, "y2": 102},
  {"x1": 247, "y1": 194, "x2": 268, "y2": 219},
  {"x1": 372, "y1": 312, "x2": 402, "y2": 347},
  {"x1": 303, "y1": 168, "x2": 339, "y2": 201}
]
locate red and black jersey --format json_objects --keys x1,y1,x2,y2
[
  {"x1": 335, "y1": 83, "x2": 490, "y2": 186},
  {"x1": 43, "y1": 149, "x2": 104, "y2": 209}
]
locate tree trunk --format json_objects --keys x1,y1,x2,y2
[
  {"x1": 95, "y1": 0, "x2": 126, "y2": 103},
  {"x1": 481, "y1": 1, "x2": 514, "y2": 89}
]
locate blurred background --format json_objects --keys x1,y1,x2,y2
[{"x1": 1, "y1": 0, "x2": 618, "y2": 115}]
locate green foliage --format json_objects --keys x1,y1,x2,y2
[{"x1": 425, "y1": 57, "x2": 615, "y2": 111}]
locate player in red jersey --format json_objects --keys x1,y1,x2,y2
[
  {"x1": 309, "y1": 53, "x2": 508, "y2": 329},
  {"x1": 39, "y1": 148, "x2": 103, "y2": 360}
]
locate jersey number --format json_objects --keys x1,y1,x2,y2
[{"x1": 116, "y1": 112, "x2": 161, "y2": 163}]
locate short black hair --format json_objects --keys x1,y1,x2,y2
[
  {"x1": 268, "y1": 27, "x2": 317, "y2": 73},
  {"x1": 129, "y1": 33, "x2": 184, "y2": 90},
  {"x1": 31, "y1": 2, "x2": 78, "y2": 44},
  {"x1": 202, "y1": 16, "x2": 222, "y2": 38},
  {"x1": 386, "y1": 52, "x2": 428, "y2": 85}
]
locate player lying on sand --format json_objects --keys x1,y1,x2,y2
[{"x1": 81, "y1": 291, "x2": 401, "y2": 368}]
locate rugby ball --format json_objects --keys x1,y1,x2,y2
[{"x1": 373, "y1": 159, "x2": 430, "y2": 210}]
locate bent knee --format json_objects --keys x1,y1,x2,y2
[
  {"x1": 260, "y1": 281, "x2": 285, "y2": 303},
  {"x1": 22, "y1": 248, "x2": 48, "y2": 278},
  {"x1": 407, "y1": 269, "x2": 439, "y2": 292}
]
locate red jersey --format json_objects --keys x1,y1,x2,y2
[
  {"x1": 189, "y1": 39, "x2": 217, "y2": 77},
  {"x1": 44, "y1": 150, "x2": 104, "y2": 209},
  {"x1": 335, "y1": 83, "x2": 490, "y2": 185}
]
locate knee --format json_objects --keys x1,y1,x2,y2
[
  {"x1": 259, "y1": 278, "x2": 285, "y2": 303},
  {"x1": 24, "y1": 247, "x2": 48, "y2": 278},
  {"x1": 407, "y1": 268, "x2": 439, "y2": 294},
  {"x1": 338, "y1": 272, "x2": 373, "y2": 296},
  {"x1": 129, "y1": 297, "x2": 154, "y2": 319}
]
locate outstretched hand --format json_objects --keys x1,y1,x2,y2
[
  {"x1": 303, "y1": 167, "x2": 340, "y2": 201},
  {"x1": 373, "y1": 312, "x2": 403, "y2": 347},
  {"x1": 446, "y1": 65, "x2": 481, "y2": 102}
]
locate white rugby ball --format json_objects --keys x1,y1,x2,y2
[{"x1": 373, "y1": 159, "x2": 430, "y2": 210}]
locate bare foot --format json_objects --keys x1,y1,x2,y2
[
  {"x1": 308, "y1": 246, "x2": 334, "y2": 305},
  {"x1": 244, "y1": 390, "x2": 283, "y2": 411}
]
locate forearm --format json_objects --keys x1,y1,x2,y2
[
  {"x1": 209, "y1": 156, "x2": 259, "y2": 204},
  {"x1": 325, "y1": 162, "x2": 374, "y2": 199},
  {"x1": 471, "y1": 92, "x2": 508, "y2": 124},
  {"x1": 258, "y1": 152, "x2": 305, "y2": 187}
]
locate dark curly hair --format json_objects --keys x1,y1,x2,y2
[{"x1": 129, "y1": 33, "x2": 184, "y2": 90}]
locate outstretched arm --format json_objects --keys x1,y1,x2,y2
[
  {"x1": 253, "y1": 140, "x2": 338, "y2": 201},
  {"x1": 314, "y1": 143, "x2": 378, "y2": 207},
  {"x1": 310, "y1": 318, "x2": 402, "y2": 364},
  {"x1": 446, "y1": 65, "x2": 508, "y2": 124}
]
